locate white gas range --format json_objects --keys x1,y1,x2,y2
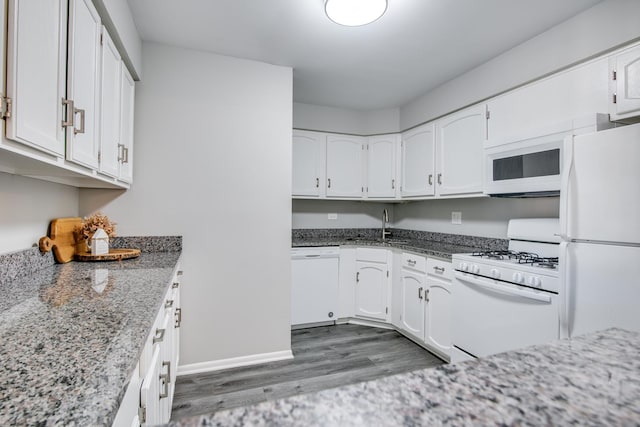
[{"x1": 451, "y1": 218, "x2": 561, "y2": 361}]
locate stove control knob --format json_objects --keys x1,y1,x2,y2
[
  {"x1": 471, "y1": 265, "x2": 480, "y2": 274},
  {"x1": 528, "y1": 276, "x2": 542, "y2": 287},
  {"x1": 490, "y1": 268, "x2": 500, "y2": 279},
  {"x1": 513, "y1": 272, "x2": 524, "y2": 284},
  {"x1": 460, "y1": 262, "x2": 468, "y2": 272}
]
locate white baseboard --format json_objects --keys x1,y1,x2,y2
[{"x1": 177, "y1": 349, "x2": 294, "y2": 377}]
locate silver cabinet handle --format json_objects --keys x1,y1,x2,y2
[
  {"x1": 425, "y1": 289, "x2": 430, "y2": 303},
  {"x1": 408, "y1": 259, "x2": 416, "y2": 266},
  {"x1": 356, "y1": 272, "x2": 360, "y2": 283},
  {"x1": 433, "y1": 266, "x2": 445, "y2": 273},
  {"x1": 159, "y1": 366, "x2": 170, "y2": 399},
  {"x1": 175, "y1": 308, "x2": 182, "y2": 328},
  {"x1": 428, "y1": 174, "x2": 433, "y2": 185},
  {"x1": 316, "y1": 177, "x2": 319, "y2": 188},
  {"x1": 327, "y1": 178, "x2": 331, "y2": 188},
  {"x1": 418, "y1": 287, "x2": 423, "y2": 300},
  {"x1": 117, "y1": 143, "x2": 125, "y2": 162},
  {"x1": 74, "y1": 108, "x2": 85, "y2": 135},
  {"x1": 177, "y1": 270, "x2": 183, "y2": 276},
  {"x1": 123, "y1": 147, "x2": 129, "y2": 163},
  {"x1": 152, "y1": 328, "x2": 165, "y2": 344},
  {"x1": 165, "y1": 299, "x2": 174, "y2": 309},
  {"x1": 172, "y1": 282, "x2": 180, "y2": 289},
  {"x1": 61, "y1": 99, "x2": 74, "y2": 128},
  {"x1": 391, "y1": 179, "x2": 395, "y2": 189},
  {"x1": 163, "y1": 361, "x2": 171, "y2": 383},
  {"x1": 437, "y1": 173, "x2": 442, "y2": 185}
]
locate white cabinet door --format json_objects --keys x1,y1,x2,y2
[
  {"x1": 66, "y1": 0, "x2": 101, "y2": 169},
  {"x1": 355, "y1": 261, "x2": 389, "y2": 321},
  {"x1": 140, "y1": 346, "x2": 162, "y2": 427},
  {"x1": 119, "y1": 65, "x2": 135, "y2": 183},
  {"x1": 611, "y1": 44, "x2": 640, "y2": 121},
  {"x1": 424, "y1": 278, "x2": 452, "y2": 357},
  {"x1": 435, "y1": 105, "x2": 485, "y2": 196},
  {"x1": 292, "y1": 130, "x2": 325, "y2": 197},
  {"x1": 98, "y1": 27, "x2": 121, "y2": 178},
  {"x1": 401, "y1": 123, "x2": 435, "y2": 197},
  {"x1": 326, "y1": 134, "x2": 364, "y2": 198},
  {"x1": 366, "y1": 135, "x2": 398, "y2": 198},
  {"x1": 400, "y1": 270, "x2": 426, "y2": 340},
  {"x1": 5, "y1": 0, "x2": 67, "y2": 156}
]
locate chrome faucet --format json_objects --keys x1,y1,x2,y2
[{"x1": 381, "y1": 208, "x2": 391, "y2": 241}]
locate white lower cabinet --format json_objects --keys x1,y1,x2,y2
[
  {"x1": 399, "y1": 253, "x2": 427, "y2": 341},
  {"x1": 354, "y1": 248, "x2": 391, "y2": 322},
  {"x1": 114, "y1": 265, "x2": 182, "y2": 427},
  {"x1": 423, "y1": 258, "x2": 453, "y2": 359}
]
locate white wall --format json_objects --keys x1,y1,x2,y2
[
  {"x1": 393, "y1": 197, "x2": 559, "y2": 239},
  {"x1": 80, "y1": 42, "x2": 293, "y2": 366},
  {"x1": 292, "y1": 200, "x2": 393, "y2": 229},
  {"x1": 400, "y1": 0, "x2": 640, "y2": 129},
  {"x1": 0, "y1": 172, "x2": 79, "y2": 254},
  {"x1": 293, "y1": 102, "x2": 400, "y2": 135}
]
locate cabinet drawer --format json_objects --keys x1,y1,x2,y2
[
  {"x1": 356, "y1": 248, "x2": 388, "y2": 263},
  {"x1": 427, "y1": 258, "x2": 452, "y2": 281},
  {"x1": 401, "y1": 253, "x2": 426, "y2": 272}
]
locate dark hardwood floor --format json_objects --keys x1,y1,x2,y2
[{"x1": 171, "y1": 324, "x2": 444, "y2": 421}]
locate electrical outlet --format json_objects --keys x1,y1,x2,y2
[
  {"x1": 328, "y1": 213, "x2": 338, "y2": 220},
  {"x1": 451, "y1": 211, "x2": 462, "y2": 225}
]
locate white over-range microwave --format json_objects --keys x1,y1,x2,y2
[{"x1": 484, "y1": 114, "x2": 613, "y2": 197}]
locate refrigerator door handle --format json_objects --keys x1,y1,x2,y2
[
  {"x1": 559, "y1": 241, "x2": 570, "y2": 339},
  {"x1": 558, "y1": 135, "x2": 574, "y2": 240}
]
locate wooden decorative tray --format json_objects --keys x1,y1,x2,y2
[{"x1": 74, "y1": 248, "x2": 141, "y2": 262}]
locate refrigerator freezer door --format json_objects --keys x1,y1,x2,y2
[
  {"x1": 562, "y1": 242, "x2": 640, "y2": 338},
  {"x1": 562, "y1": 123, "x2": 640, "y2": 244}
]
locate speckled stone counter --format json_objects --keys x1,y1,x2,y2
[
  {"x1": 0, "y1": 240, "x2": 182, "y2": 426},
  {"x1": 292, "y1": 228, "x2": 507, "y2": 259},
  {"x1": 169, "y1": 328, "x2": 640, "y2": 426}
]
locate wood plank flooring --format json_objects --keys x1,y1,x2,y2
[{"x1": 171, "y1": 324, "x2": 444, "y2": 421}]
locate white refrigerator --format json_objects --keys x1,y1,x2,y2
[{"x1": 559, "y1": 123, "x2": 640, "y2": 338}]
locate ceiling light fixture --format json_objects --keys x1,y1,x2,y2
[{"x1": 325, "y1": 0, "x2": 388, "y2": 27}]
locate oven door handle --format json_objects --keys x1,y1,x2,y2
[{"x1": 455, "y1": 272, "x2": 552, "y2": 303}]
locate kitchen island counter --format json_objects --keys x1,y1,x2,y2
[
  {"x1": 168, "y1": 328, "x2": 640, "y2": 426},
  {"x1": 0, "y1": 248, "x2": 182, "y2": 426}
]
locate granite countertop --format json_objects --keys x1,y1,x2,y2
[
  {"x1": 292, "y1": 236, "x2": 481, "y2": 259},
  {"x1": 291, "y1": 228, "x2": 507, "y2": 260},
  {"x1": 169, "y1": 328, "x2": 640, "y2": 426},
  {"x1": 0, "y1": 250, "x2": 182, "y2": 426}
]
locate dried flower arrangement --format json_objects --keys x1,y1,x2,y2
[{"x1": 77, "y1": 212, "x2": 117, "y2": 241}]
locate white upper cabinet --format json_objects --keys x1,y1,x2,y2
[
  {"x1": 65, "y1": 0, "x2": 102, "y2": 169},
  {"x1": 119, "y1": 65, "x2": 135, "y2": 183},
  {"x1": 610, "y1": 44, "x2": 640, "y2": 122},
  {"x1": 435, "y1": 104, "x2": 485, "y2": 197},
  {"x1": 366, "y1": 134, "x2": 399, "y2": 199},
  {"x1": 326, "y1": 134, "x2": 365, "y2": 198},
  {"x1": 292, "y1": 130, "x2": 325, "y2": 197},
  {"x1": 98, "y1": 26, "x2": 121, "y2": 178},
  {"x1": 401, "y1": 122, "x2": 435, "y2": 198},
  {"x1": 5, "y1": 0, "x2": 67, "y2": 156}
]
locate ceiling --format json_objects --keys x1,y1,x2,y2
[{"x1": 128, "y1": 0, "x2": 602, "y2": 111}]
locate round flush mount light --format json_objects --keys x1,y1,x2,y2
[{"x1": 325, "y1": 0, "x2": 388, "y2": 27}]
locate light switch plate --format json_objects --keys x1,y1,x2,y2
[
  {"x1": 451, "y1": 211, "x2": 462, "y2": 224},
  {"x1": 328, "y1": 213, "x2": 338, "y2": 220}
]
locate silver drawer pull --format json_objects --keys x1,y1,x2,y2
[
  {"x1": 177, "y1": 270, "x2": 183, "y2": 276},
  {"x1": 152, "y1": 328, "x2": 165, "y2": 344},
  {"x1": 433, "y1": 266, "x2": 446, "y2": 273},
  {"x1": 159, "y1": 371, "x2": 169, "y2": 399},
  {"x1": 172, "y1": 282, "x2": 180, "y2": 289},
  {"x1": 175, "y1": 308, "x2": 182, "y2": 328},
  {"x1": 165, "y1": 299, "x2": 174, "y2": 308},
  {"x1": 408, "y1": 259, "x2": 416, "y2": 266}
]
